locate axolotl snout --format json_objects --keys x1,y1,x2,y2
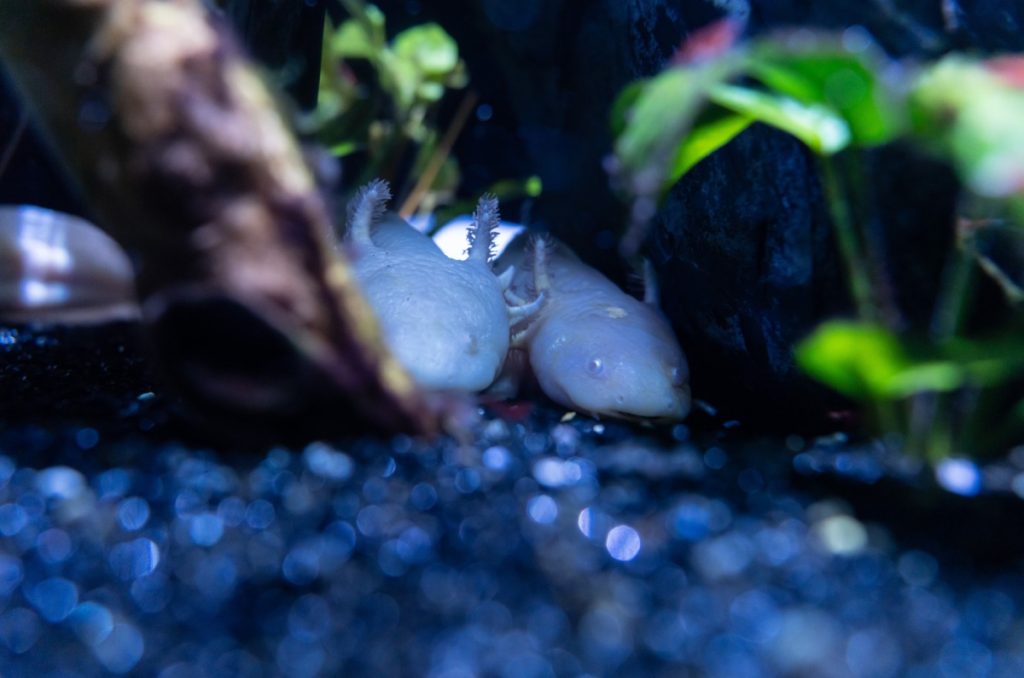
[
  {"x1": 345, "y1": 181, "x2": 539, "y2": 392},
  {"x1": 501, "y1": 237, "x2": 690, "y2": 421}
]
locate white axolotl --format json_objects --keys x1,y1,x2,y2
[
  {"x1": 498, "y1": 235, "x2": 690, "y2": 421},
  {"x1": 345, "y1": 180, "x2": 540, "y2": 392}
]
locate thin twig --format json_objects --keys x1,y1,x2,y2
[{"x1": 399, "y1": 90, "x2": 478, "y2": 218}]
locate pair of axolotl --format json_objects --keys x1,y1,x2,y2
[
  {"x1": 0, "y1": 192, "x2": 690, "y2": 423},
  {"x1": 344, "y1": 181, "x2": 690, "y2": 422}
]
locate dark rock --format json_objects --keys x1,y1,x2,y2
[{"x1": 651, "y1": 124, "x2": 849, "y2": 422}]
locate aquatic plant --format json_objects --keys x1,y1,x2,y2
[
  {"x1": 611, "y1": 21, "x2": 1024, "y2": 459},
  {"x1": 307, "y1": 0, "x2": 470, "y2": 218}
]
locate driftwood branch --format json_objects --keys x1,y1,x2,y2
[{"x1": 0, "y1": 0, "x2": 435, "y2": 435}]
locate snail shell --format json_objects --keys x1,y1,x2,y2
[{"x1": 0, "y1": 205, "x2": 139, "y2": 323}]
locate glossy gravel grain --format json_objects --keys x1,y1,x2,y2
[{"x1": 2, "y1": 323, "x2": 1024, "y2": 677}]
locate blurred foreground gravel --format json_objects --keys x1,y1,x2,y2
[{"x1": 2, "y1": 324, "x2": 1024, "y2": 677}]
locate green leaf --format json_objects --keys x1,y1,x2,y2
[
  {"x1": 380, "y1": 51, "x2": 419, "y2": 110},
  {"x1": 795, "y1": 321, "x2": 908, "y2": 400},
  {"x1": 330, "y1": 18, "x2": 377, "y2": 60},
  {"x1": 417, "y1": 81, "x2": 446, "y2": 102},
  {"x1": 392, "y1": 23, "x2": 460, "y2": 78},
  {"x1": 798, "y1": 321, "x2": 1024, "y2": 401},
  {"x1": 750, "y1": 36, "x2": 903, "y2": 147},
  {"x1": 609, "y1": 79, "x2": 648, "y2": 138},
  {"x1": 709, "y1": 83, "x2": 851, "y2": 155},
  {"x1": 612, "y1": 61, "x2": 742, "y2": 194},
  {"x1": 910, "y1": 56, "x2": 1024, "y2": 203},
  {"x1": 668, "y1": 106, "x2": 753, "y2": 181},
  {"x1": 613, "y1": 69, "x2": 699, "y2": 174},
  {"x1": 526, "y1": 175, "x2": 543, "y2": 197},
  {"x1": 337, "y1": 0, "x2": 387, "y2": 47},
  {"x1": 884, "y1": 362, "x2": 967, "y2": 397},
  {"x1": 328, "y1": 141, "x2": 363, "y2": 157}
]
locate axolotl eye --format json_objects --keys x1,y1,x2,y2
[{"x1": 585, "y1": 357, "x2": 606, "y2": 377}]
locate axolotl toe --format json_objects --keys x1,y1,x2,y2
[
  {"x1": 345, "y1": 181, "x2": 539, "y2": 392},
  {"x1": 500, "y1": 236, "x2": 690, "y2": 421}
]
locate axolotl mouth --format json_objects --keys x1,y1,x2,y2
[
  {"x1": 606, "y1": 384, "x2": 692, "y2": 424},
  {"x1": 572, "y1": 383, "x2": 691, "y2": 423}
]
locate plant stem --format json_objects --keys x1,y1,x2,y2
[
  {"x1": 846, "y1": 152, "x2": 903, "y2": 329},
  {"x1": 926, "y1": 392, "x2": 954, "y2": 463},
  {"x1": 919, "y1": 222, "x2": 976, "y2": 462},
  {"x1": 905, "y1": 392, "x2": 935, "y2": 458},
  {"x1": 929, "y1": 222, "x2": 975, "y2": 341},
  {"x1": 819, "y1": 155, "x2": 876, "y2": 322},
  {"x1": 399, "y1": 90, "x2": 477, "y2": 218}
]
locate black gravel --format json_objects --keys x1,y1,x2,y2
[{"x1": 2, "y1": 323, "x2": 1024, "y2": 677}]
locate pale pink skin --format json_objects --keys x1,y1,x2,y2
[
  {"x1": 349, "y1": 213, "x2": 512, "y2": 392},
  {"x1": 500, "y1": 238, "x2": 690, "y2": 421}
]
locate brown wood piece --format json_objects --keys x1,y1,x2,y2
[{"x1": 0, "y1": 0, "x2": 436, "y2": 436}]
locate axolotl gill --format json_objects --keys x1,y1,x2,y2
[
  {"x1": 344, "y1": 181, "x2": 540, "y2": 393},
  {"x1": 498, "y1": 236, "x2": 690, "y2": 422}
]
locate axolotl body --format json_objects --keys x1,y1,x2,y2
[
  {"x1": 499, "y1": 236, "x2": 690, "y2": 421},
  {"x1": 345, "y1": 181, "x2": 538, "y2": 392}
]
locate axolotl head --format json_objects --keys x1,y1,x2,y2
[{"x1": 530, "y1": 304, "x2": 690, "y2": 421}]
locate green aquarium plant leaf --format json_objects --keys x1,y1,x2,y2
[
  {"x1": 328, "y1": 140, "x2": 363, "y2": 157},
  {"x1": 910, "y1": 56, "x2": 1024, "y2": 217},
  {"x1": 311, "y1": 0, "x2": 471, "y2": 210},
  {"x1": 749, "y1": 33, "x2": 904, "y2": 147},
  {"x1": 611, "y1": 30, "x2": 905, "y2": 197},
  {"x1": 668, "y1": 105, "x2": 753, "y2": 182},
  {"x1": 795, "y1": 321, "x2": 909, "y2": 400},
  {"x1": 330, "y1": 18, "x2": 378, "y2": 60},
  {"x1": 609, "y1": 79, "x2": 649, "y2": 139},
  {"x1": 392, "y1": 23, "x2": 460, "y2": 78},
  {"x1": 798, "y1": 321, "x2": 1024, "y2": 401},
  {"x1": 338, "y1": 0, "x2": 386, "y2": 47},
  {"x1": 708, "y1": 83, "x2": 851, "y2": 155},
  {"x1": 611, "y1": 59, "x2": 744, "y2": 196}
]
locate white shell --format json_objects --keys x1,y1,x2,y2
[{"x1": 0, "y1": 205, "x2": 138, "y2": 323}]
